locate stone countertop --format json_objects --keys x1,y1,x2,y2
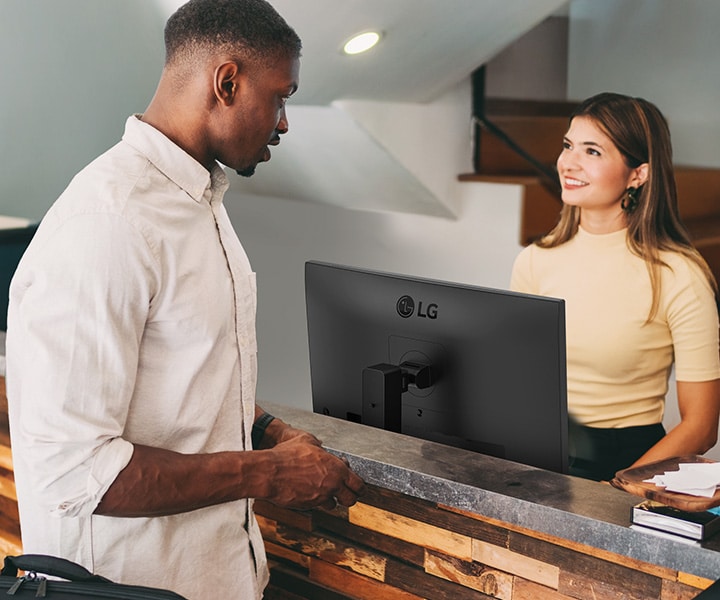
[{"x1": 264, "y1": 401, "x2": 720, "y2": 581}]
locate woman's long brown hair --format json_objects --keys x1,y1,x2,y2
[{"x1": 537, "y1": 92, "x2": 717, "y2": 320}]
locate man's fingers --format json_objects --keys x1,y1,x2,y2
[{"x1": 319, "y1": 496, "x2": 339, "y2": 511}]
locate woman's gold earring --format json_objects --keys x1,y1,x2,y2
[{"x1": 621, "y1": 187, "x2": 639, "y2": 212}]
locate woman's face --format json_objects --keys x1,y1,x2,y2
[{"x1": 556, "y1": 116, "x2": 645, "y2": 219}]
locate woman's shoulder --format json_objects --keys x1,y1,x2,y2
[
  {"x1": 660, "y1": 249, "x2": 708, "y2": 278},
  {"x1": 513, "y1": 241, "x2": 551, "y2": 267},
  {"x1": 658, "y1": 249, "x2": 716, "y2": 299}
]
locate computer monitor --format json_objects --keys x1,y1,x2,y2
[
  {"x1": 305, "y1": 261, "x2": 568, "y2": 473},
  {"x1": 0, "y1": 223, "x2": 38, "y2": 331}
]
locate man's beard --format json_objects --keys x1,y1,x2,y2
[{"x1": 235, "y1": 165, "x2": 256, "y2": 178}]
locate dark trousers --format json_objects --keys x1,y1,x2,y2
[{"x1": 568, "y1": 421, "x2": 666, "y2": 482}]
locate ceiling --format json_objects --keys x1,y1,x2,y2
[
  {"x1": 158, "y1": 0, "x2": 569, "y2": 105},
  {"x1": 156, "y1": 0, "x2": 571, "y2": 216}
]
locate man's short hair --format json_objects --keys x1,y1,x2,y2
[{"x1": 164, "y1": 0, "x2": 302, "y2": 68}]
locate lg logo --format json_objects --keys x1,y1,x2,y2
[{"x1": 396, "y1": 295, "x2": 438, "y2": 319}]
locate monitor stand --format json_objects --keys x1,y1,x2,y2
[{"x1": 361, "y1": 361, "x2": 434, "y2": 432}]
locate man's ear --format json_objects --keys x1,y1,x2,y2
[{"x1": 213, "y1": 61, "x2": 241, "y2": 106}]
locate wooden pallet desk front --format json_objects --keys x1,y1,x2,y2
[{"x1": 257, "y1": 487, "x2": 712, "y2": 600}]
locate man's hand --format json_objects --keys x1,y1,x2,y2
[{"x1": 260, "y1": 435, "x2": 365, "y2": 510}]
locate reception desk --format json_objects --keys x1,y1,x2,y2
[
  {"x1": 258, "y1": 402, "x2": 720, "y2": 599},
  {"x1": 1, "y1": 385, "x2": 719, "y2": 598}
]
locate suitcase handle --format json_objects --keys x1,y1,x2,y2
[{"x1": 1, "y1": 554, "x2": 111, "y2": 583}]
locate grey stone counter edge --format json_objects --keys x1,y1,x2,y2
[{"x1": 263, "y1": 401, "x2": 720, "y2": 581}]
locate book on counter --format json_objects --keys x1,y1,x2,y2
[{"x1": 631, "y1": 499, "x2": 720, "y2": 541}]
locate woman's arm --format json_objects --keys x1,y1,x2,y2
[{"x1": 630, "y1": 379, "x2": 720, "y2": 467}]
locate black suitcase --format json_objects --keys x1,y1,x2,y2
[{"x1": 0, "y1": 554, "x2": 187, "y2": 599}]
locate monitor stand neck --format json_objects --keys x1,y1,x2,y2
[{"x1": 361, "y1": 361, "x2": 434, "y2": 433}]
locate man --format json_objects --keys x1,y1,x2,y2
[{"x1": 5, "y1": 1, "x2": 364, "y2": 598}]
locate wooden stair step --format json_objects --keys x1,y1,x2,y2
[
  {"x1": 476, "y1": 115, "x2": 567, "y2": 176},
  {"x1": 483, "y1": 98, "x2": 578, "y2": 118},
  {"x1": 686, "y1": 215, "x2": 720, "y2": 243},
  {"x1": 458, "y1": 173, "x2": 548, "y2": 185},
  {"x1": 675, "y1": 167, "x2": 720, "y2": 221}
]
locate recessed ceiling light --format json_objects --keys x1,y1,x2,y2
[{"x1": 342, "y1": 31, "x2": 382, "y2": 55}]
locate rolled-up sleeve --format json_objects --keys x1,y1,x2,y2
[{"x1": 7, "y1": 211, "x2": 158, "y2": 517}]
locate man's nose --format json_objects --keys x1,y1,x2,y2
[{"x1": 277, "y1": 107, "x2": 289, "y2": 135}]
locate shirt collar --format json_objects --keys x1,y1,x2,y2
[{"x1": 121, "y1": 115, "x2": 229, "y2": 204}]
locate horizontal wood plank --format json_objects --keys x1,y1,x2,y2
[
  {"x1": 383, "y1": 553, "x2": 496, "y2": 600},
  {"x1": 313, "y1": 508, "x2": 425, "y2": 568},
  {"x1": 0, "y1": 445, "x2": 13, "y2": 472},
  {"x1": 511, "y1": 530, "x2": 662, "y2": 599},
  {"x1": 425, "y1": 549, "x2": 513, "y2": 599},
  {"x1": 0, "y1": 467, "x2": 16, "y2": 501},
  {"x1": 559, "y1": 571, "x2": 661, "y2": 600},
  {"x1": 0, "y1": 378, "x2": 9, "y2": 449},
  {"x1": 358, "y1": 485, "x2": 508, "y2": 546},
  {"x1": 267, "y1": 562, "x2": 354, "y2": 600},
  {"x1": 512, "y1": 578, "x2": 577, "y2": 600},
  {"x1": 440, "y1": 503, "x2": 679, "y2": 582},
  {"x1": 264, "y1": 540, "x2": 311, "y2": 570},
  {"x1": 254, "y1": 499, "x2": 315, "y2": 532},
  {"x1": 472, "y1": 538, "x2": 559, "y2": 589},
  {"x1": 349, "y1": 502, "x2": 472, "y2": 561},
  {"x1": 660, "y1": 578, "x2": 710, "y2": 600},
  {"x1": 265, "y1": 520, "x2": 388, "y2": 582},
  {"x1": 311, "y1": 559, "x2": 423, "y2": 600},
  {"x1": 678, "y1": 571, "x2": 715, "y2": 590},
  {"x1": 0, "y1": 533, "x2": 22, "y2": 558}
]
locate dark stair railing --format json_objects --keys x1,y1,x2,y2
[{"x1": 471, "y1": 66, "x2": 563, "y2": 201}]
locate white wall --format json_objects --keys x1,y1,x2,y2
[
  {"x1": 0, "y1": 0, "x2": 165, "y2": 220},
  {"x1": 567, "y1": 0, "x2": 720, "y2": 168}
]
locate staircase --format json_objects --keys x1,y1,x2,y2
[{"x1": 459, "y1": 97, "x2": 720, "y2": 286}]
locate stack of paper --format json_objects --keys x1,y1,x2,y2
[{"x1": 644, "y1": 462, "x2": 720, "y2": 497}]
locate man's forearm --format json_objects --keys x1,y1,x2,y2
[
  {"x1": 94, "y1": 444, "x2": 271, "y2": 517},
  {"x1": 95, "y1": 430, "x2": 365, "y2": 517}
]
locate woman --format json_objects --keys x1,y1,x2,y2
[{"x1": 511, "y1": 92, "x2": 720, "y2": 481}]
